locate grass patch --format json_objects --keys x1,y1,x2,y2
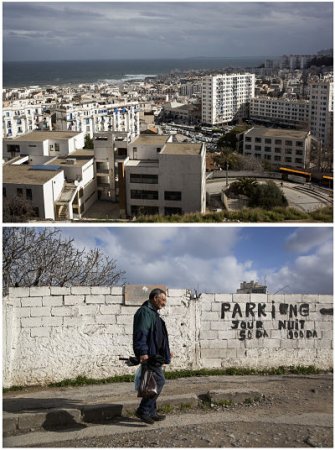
[
  {"x1": 3, "y1": 365, "x2": 330, "y2": 393},
  {"x1": 158, "y1": 403, "x2": 174, "y2": 414},
  {"x1": 134, "y1": 206, "x2": 332, "y2": 223}
]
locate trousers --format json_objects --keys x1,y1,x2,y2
[{"x1": 137, "y1": 365, "x2": 165, "y2": 417}]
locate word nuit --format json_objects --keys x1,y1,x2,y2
[{"x1": 221, "y1": 302, "x2": 309, "y2": 320}]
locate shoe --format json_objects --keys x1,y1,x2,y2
[
  {"x1": 135, "y1": 410, "x2": 155, "y2": 424},
  {"x1": 152, "y1": 414, "x2": 166, "y2": 421}
]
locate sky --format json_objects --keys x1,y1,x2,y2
[
  {"x1": 59, "y1": 226, "x2": 333, "y2": 295},
  {"x1": 3, "y1": 1, "x2": 333, "y2": 61}
]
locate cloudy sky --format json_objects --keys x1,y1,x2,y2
[
  {"x1": 58, "y1": 226, "x2": 333, "y2": 294},
  {"x1": 3, "y1": 1, "x2": 333, "y2": 61}
]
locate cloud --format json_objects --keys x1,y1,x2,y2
[
  {"x1": 286, "y1": 228, "x2": 333, "y2": 253},
  {"x1": 267, "y1": 228, "x2": 333, "y2": 294},
  {"x1": 3, "y1": 2, "x2": 333, "y2": 60}
]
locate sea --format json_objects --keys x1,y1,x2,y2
[{"x1": 3, "y1": 57, "x2": 267, "y2": 88}]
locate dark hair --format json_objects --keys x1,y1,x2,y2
[{"x1": 149, "y1": 288, "x2": 166, "y2": 300}]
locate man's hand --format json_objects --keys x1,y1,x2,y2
[{"x1": 140, "y1": 354, "x2": 149, "y2": 363}]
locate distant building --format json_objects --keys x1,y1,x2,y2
[
  {"x1": 237, "y1": 281, "x2": 267, "y2": 294},
  {"x1": 250, "y1": 97, "x2": 309, "y2": 128},
  {"x1": 308, "y1": 77, "x2": 333, "y2": 152},
  {"x1": 201, "y1": 73, "x2": 255, "y2": 125}
]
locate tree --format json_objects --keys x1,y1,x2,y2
[
  {"x1": 3, "y1": 197, "x2": 38, "y2": 223},
  {"x1": 227, "y1": 178, "x2": 259, "y2": 196},
  {"x1": 3, "y1": 228, "x2": 126, "y2": 290},
  {"x1": 248, "y1": 181, "x2": 288, "y2": 209},
  {"x1": 84, "y1": 134, "x2": 94, "y2": 149}
]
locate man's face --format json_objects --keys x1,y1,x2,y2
[{"x1": 152, "y1": 293, "x2": 167, "y2": 310}]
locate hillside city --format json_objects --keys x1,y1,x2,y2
[{"x1": 2, "y1": 51, "x2": 333, "y2": 222}]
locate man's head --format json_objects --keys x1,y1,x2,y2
[{"x1": 149, "y1": 288, "x2": 167, "y2": 310}]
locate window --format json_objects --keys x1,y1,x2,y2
[
  {"x1": 245, "y1": 137, "x2": 251, "y2": 142},
  {"x1": 130, "y1": 174, "x2": 158, "y2": 184},
  {"x1": 255, "y1": 137, "x2": 262, "y2": 143},
  {"x1": 17, "y1": 188, "x2": 23, "y2": 197},
  {"x1": 264, "y1": 147, "x2": 271, "y2": 152},
  {"x1": 265, "y1": 138, "x2": 271, "y2": 144},
  {"x1": 55, "y1": 143, "x2": 60, "y2": 152},
  {"x1": 255, "y1": 145, "x2": 261, "y2": 151},
  {"x1": 295, "y1": 141, "x2": 303, "y2": 147},
  {"x1": 164, "y1": 191, "x2": 182, "y2": 201},
  {"x1": 275, "y1": 139, "x2": 282, "y2": 145},
  {"x1": 26, "y1": 189, "x2": 32, "y2": 201},
  {"x1": 3, "y1": 187, "x2": 6, "y2": 198},
  {"x1": 285, "y1": 140, "x2": 292, "y2": 146},
  {"x1": 156, "y1": 147, "x2": 161, "y2": 153},
  {"x1": 131, "y1": 190, "x2": 158, "y2": 200}
]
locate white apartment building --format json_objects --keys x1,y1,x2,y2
[
  {"x1": 3, "y1": 131, "x2": 85, "y2": 160},
  {"x1": 2, "y1": 103, "x2": 51, "y2": 138},
  {"x1": 250, "y1": 97, "x2": 309, "y2": 128},
  {"x1": 119, "y1": 135, "x2": 206, "y2": 217},
  {"x1": 202, "y1": 73, "x2": 255, "y2": 125},
  {"x1": 308, "y1": 78, "x2": 333, "y2": 151},
  {"x1": 3, "y1": 164, "x2": 65, "y2": 220},
  {"x1": 242, "y1": 127, "x2": 317, "y2": 169},
  {"x1": 55, "y1": 102, "x2": 140, "y2": 139},
  {"x1": 3, "y1": 131, "x2": 96, "y2": 221}
]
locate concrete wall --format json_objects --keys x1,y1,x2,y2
[{"x1": 3, "y1": 287, "x2": 333, "y2": 387}]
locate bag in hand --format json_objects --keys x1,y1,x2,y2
[{"x1": 137, "y1": 364, "x2": 158, "y2": 398}]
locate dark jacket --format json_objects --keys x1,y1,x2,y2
[{"x1": 133, "y1": 300, "x2": 171, "y2": 364}]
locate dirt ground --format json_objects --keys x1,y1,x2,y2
[{"x1": 28, "y1": 374, "x2": 333, "y2": 448}]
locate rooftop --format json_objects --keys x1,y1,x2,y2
[
  {"x1": 5, "y1": 131, "x2": 82, "y2": 142},
  {"x1": 245, "y1": 127, "x2": 309, "y2": 139},
  {"x1": 3, "y1": 164, "x2": 63, "y2": 185},
  {"x1": 161, "y1": 142, "x2": 203, "y2": 156},
  {"x1": 131, "y1": 135, "x2": 170, "y2": 146}
]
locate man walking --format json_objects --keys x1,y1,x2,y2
[{"x1": 133, "y1": 288, "x2": 171, "y2": 424}]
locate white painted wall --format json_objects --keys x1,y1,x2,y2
[{"x1": 3, "y1": 287, "x2": 333, "y2": 387}]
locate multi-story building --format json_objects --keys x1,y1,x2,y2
[
  {"x1": 242, "y1": 127, "x2": 318, "y2": 169},
  {"x1": 2, "y1": 131, "x2": 96, "y2": 221},
  {"x1": 3, "y1": 130, "x2": 85, "y2": 160},
  {"x1": 237, "y1": 281, "x2": 267, "y2": 294},
  {"x1": 118, "y1": 135, "x2": 206, "y2": 217},
  {"x1": 201, "y1": 73, "x2": 255, "y2": 125},
  {"x1": 308, "y1": 78, "x2": 333, "y2": 152},
  {"x1": 250, "y1": 97, "x2": 309, "y2": 128},
  {"x1": 55, "y1": 102, "x2": 140, "y2": 138},
  {"x1": 2, "y1": 103, "x2": 51, "y2": 138},
  {"x1": 93, "y1": 131, "x2": 131, "y2": 201}
]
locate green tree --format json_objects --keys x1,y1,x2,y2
[
  {"x1": 248, "y1": 181, "x2": 288, "y2": 209},
  {"x1": 84, "y1": 134, "x2": 94, "y2": 149},
  {"x1": 227, "y1": 178, "x2": 259, "y2": 196}
]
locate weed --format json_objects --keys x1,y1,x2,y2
[
  {"x1": 3, "y1": 365, "x2": 330, "y2": 393},
  {"x1": 158, "y1": 403, "x2": 174, "y2": 414},
  {"x1": 179, "y1": 402, "x2": 193, "y2": 411}
]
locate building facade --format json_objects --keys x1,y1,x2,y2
[
  {"x1": 202, "y1": 73, "x2": 255, "y2": 125},
  {"x1": 119, "y1": 135, "x2": 206, "y2": 217},
  {"x1": 250, "y1": 97, "x2": 309, "y2": 128},
  {"x1": 242, "y1": 127, "x2": 317, "y2": 169}
]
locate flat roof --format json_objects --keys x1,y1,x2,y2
[
  {"x1": 245, "y1": 127, "x2": 309, "y2": 139},
  {"x1": 50, "y1": 157, "x2": 88, "y2": 168},
  {"x1": 161, "y1": 142, "x2": 203, "y2": 156},
  {"x1": 5, "y1": 131, "x2": 82, "y2": 142},
  {"x1": 3, "y1": 164, "x2": 63, "y2": 185},
  {"x1": 70, "y1": 149, "x2": 95, "y2": 158},
  {"x1": 131, "y1": 135, "x2": 170, "y2": 146},
  {"x1": 126, "y1": 160, "x2": 159, "y2": 168}
]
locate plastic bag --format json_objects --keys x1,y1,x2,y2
[
  {"x1": 137, "y1": 364, "x2": 158, "y2": 398},
  {"x1": 134, "y1": 365, "x2": 142, "y2": 391}
]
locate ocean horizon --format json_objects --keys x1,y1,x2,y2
[{"x1": 3, "y1": 56, "x2": 268, "y2": 88}]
